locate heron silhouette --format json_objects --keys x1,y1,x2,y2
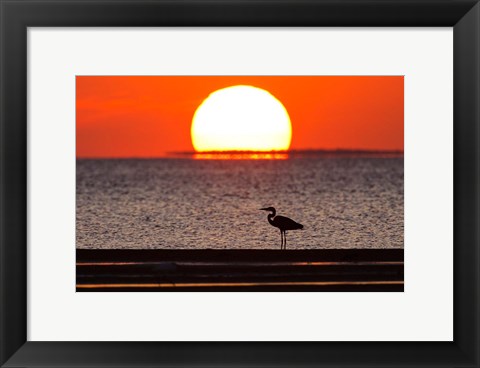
[{"x1": 260, "y1": 207, "x2": 303, "y2": 249}]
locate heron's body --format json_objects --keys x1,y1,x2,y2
[{"x1": 260, "y1": 207, "x2": 303, "y2": 249}]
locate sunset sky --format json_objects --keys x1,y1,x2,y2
[{"x1": 76, "y1": 76, "x2": 403, "y2": 158}]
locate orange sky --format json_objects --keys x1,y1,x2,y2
[{"x1": 76, "y1": 76, "x2": 403, "y2": 158}]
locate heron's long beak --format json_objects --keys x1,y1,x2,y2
[{"x1": 259, "y1": 208, "x2": 269, "y2": 211}]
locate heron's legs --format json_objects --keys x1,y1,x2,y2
[
  {"x1": 279, "y1": 231, "x2": 283, "y2": 249},
  {"x1": 281, "y1": 231, "x2": 286, "y2": 250}
]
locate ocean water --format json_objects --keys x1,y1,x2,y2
[{"x1": 76, "y1": 156, "x2": 404, "y2": 249}]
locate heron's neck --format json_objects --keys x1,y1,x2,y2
[{"x1": 267, "y1": 212, "x2": 276, "y2": 225}]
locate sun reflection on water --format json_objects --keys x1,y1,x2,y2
[{"x1": 193, "y1": 152, "x2": 289, "y2": 160}]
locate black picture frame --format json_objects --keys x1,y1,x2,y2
[{"x1": 1, "y1": 0, "x2": 479, "y2": 367}]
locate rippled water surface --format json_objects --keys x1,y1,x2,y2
[{"x1": 77, "y1": 157, "x2": 403, "y2": 249}]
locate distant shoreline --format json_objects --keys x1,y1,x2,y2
[{"x1": 77, "y1": 149, "x2": 404, "y2": 160}]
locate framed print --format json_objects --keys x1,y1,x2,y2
[{"x1": 1, "y1": 0, "x2": 479, "y2": 367}]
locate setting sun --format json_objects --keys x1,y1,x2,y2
[{"x1": 191, "y1": 85, "x2": 292, "y2": 152}]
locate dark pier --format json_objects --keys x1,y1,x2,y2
[{"x1": 76, "y1": 249, "x2": 404, "y2": 292}]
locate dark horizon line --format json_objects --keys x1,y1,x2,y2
[
  {"x1": 77, "y1": 148, "x2": 404, "y2": 160},
  {"x1": 171, "y1": 148, "x2": 404, "y2": 155}
]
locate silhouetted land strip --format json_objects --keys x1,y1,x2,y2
[
  {"x1": 168, "y1": 149, "x2": 404, "y2": 158},
  {"x1": 77, "y1": 249, "x2": 403, "y2": 292}
]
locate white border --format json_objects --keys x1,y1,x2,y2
[{"x1": 28, "y1": 28, "x2": 453, "y2": 341}]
